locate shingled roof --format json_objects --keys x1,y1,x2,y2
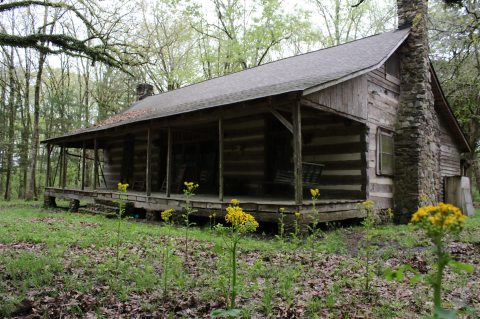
[{"x1": 46, "y1": 28, "x2": 411, "y2": 143}]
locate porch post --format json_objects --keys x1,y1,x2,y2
[
  {"x1": 62, "y1": 145, "x2": 67, "y2": 189},
  {"x1": 292, "y1": 100, "x2": 303, "y2": 204},
  {"x1": 81, "y1": 141, "x2": 86, "y2": 190},
  {"x1": 166, "y1": 128, "x2": 172, "y2": 197},
  {"x1": 58, "y1": 145, "x2": 64, "y2": 188},
  {"x1": 146, "y1": 127, "x2": 152, "y2": 196},
  {"x1": 45, "y1": 143, "x2": 51, "y2": 188},
  {"x1": 93, "y1": 137, "x2": 98, "y2": 190},
  {"x1": 219, "y1": 117, "x2": 224, "y2": 201}
]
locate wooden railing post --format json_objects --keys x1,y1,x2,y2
[
  {"x1": 58, "y1": 145, "x2": 64, "y2": 188},
  {"x1": 93, "y1": 137, "x2": 98, "y2": 190},
  {"x1": 292, "y1": 101, "x2": 303, "y2": 204},
  {"x1": 219, "y1": 117, "x2": 224, "y2": 201},
  {"x1": 166, "y1": 128, "x2": 172, "y2": 197},
  {"x1": 146, "y1": 127, "x2": 152, "y2": 196},
  {"x1": 81, "y1": 141, "x2": 86, "y2": 190},
  {"x1": 45, "y1": 144, "x2": 51, "y2": 188},
  {"x1": 62, "y1": 145, "x2": 67, "y2": 189}
]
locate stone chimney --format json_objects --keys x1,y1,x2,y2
[
  {"x1": 394, "y1": 0, "x2": 441, "y2": 223},
  {"x1": 136, "y1": 83, "x2": 154, "y2": 101}
]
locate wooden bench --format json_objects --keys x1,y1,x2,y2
[{"x1": 272, "y1": 162, "x2": 325, "y2": 188}]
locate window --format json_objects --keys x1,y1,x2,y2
[{"x1": 377, "y1": 128, "x2": 394, "y2": 176}]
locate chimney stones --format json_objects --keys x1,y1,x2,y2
[{"x1": 394, "y1": 0, "x2": 442, "y2": 222}]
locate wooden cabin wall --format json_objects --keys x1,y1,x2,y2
[
  {"x1": 439, "y1": 117, "x2": 461, "y2": 178},
  {"x1": 439, "y1": 116, "x2": 462, "y2": 200},
  {"x1": 366, "y1": 63, "x2": 400, "y2": 209},
  {"x1": 103, "y1": 135, "x2": 160, "y2": 191},
  {"x1": 305, "y1": 76, "x2": 368, "y2": 120},
  {"x1": 103, "y1": 140, "x2": 123, "y2": 188},
  {"x1": 223, "y1": 116, "x2": 265, "y2": 195},
  {"x1": 302, "y1": 115, "x2": 366, "y2": 199}
]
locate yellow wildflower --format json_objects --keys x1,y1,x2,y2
[
  {"x1": 294, "y1": 211, "x2": 301, "y2": 219},
  {"x1": 310, "y1": 188, "x2": 320, "y2": 199},
  {"x1": 184, "y1": 181, "x2": 199, "y2": 193},
  {"x1": 161, "y1": 209, "x2": 174, "y2": 222},
  {"x1": 117, "y1": 182, "x2": 129, "y2": 192},
  {"x1": 225, "y1": 204, "x2": 259, "y2": 233},
  {"x1": 411, "y1": 203, "x2": 466, "y2": 234},
  {"x1": 231, "y1": 198, "x2": 240, "y2": 206},
  {"x1": 279, "y1": 207, "x2": 285, "y2": 214},
  {"x1": 361, "y1": 200, "x2": 375, "y2": 211}
]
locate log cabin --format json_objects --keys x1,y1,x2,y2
[{"x1": 42, "y1": 0, "x2": 472, "y2": 224}]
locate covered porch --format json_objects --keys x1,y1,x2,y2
[{"x1": 43, "y1": 93, "x2": 369, "y2": 223}]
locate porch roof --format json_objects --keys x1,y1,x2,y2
[{"x1": 43, "y1": 28, "x2": 410, "y2": 144}]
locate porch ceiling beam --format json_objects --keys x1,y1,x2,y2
[
  {"x1": 300, "y1": 98, "x2": 366, "y2": 124},
  {"x1": 43, "y1": 94, "x2": 300, "y2": 147},
  {"x1": 269, "y1": 107, "x2": 293, "y2": 134}
]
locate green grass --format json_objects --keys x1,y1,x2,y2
[{"x1": 0, "y1": 204, "x2": 478, "y2": 318}]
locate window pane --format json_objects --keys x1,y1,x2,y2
[
  {"x1": 381, "y1": 154, "x2": 394, "y2": 175},
  {"x1": 381, "y1": 134, "x2": 394, "y2": 154}
]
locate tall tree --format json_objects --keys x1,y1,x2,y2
[{"x1": 429, "y1": 0, "x2": 480, "y2": 189}]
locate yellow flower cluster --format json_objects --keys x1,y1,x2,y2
[
  {"x1": 230, "y1": 198, "x2": 240, "y2": 206},
  {"x1": 225, "y1": 202, "x2": 259, "y2": 233},
  {"x1": 117, "y1": 182, "x2": 129, "y2": 192},
  {"x1": 294, "y1": 211, "x2": 301, "y2": 219},
  {"x1": 361, "y1": 200, "x2": 375, "y2": 211},
  {"x1": 184, "y1": 181, "x2": 199, "y2": 192},
  {"x1": 310, "y1": 188, "x2": 320, "y2": 199},
  {"x1": 161, "y1": 209, "x2": 174, "y2": 222},
  {"x1": 411, "y1": 203, "x2": 466, "y2": 231}
]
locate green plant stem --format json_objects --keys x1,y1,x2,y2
[
  {"x1": 365, "y1": 227, "x2": 370, "y2": 294},
  {"x1": 231, "y1": 239, "x2": 237, "y2": 309},
  {"x1": 115, "y1": 201, "x2": 123, "y2": 272},
  {"x1": 163, "y1": 243, "x2": 170, "y2": 299},
  {"x1": 433, "y1": 236, "x2": 446, "y2": 311}
]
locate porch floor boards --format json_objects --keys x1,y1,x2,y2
[{"x1": 45, "y1": 187, "x2": 365, "y2": 223}]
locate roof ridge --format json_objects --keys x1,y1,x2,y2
[{"x1": 131, "y1": 28, "x2": 402, "y2": 107}]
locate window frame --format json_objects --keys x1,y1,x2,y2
[{"x1": 376, "y1": 127, "x2": 394, "y2": 176}]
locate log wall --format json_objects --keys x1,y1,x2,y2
[
  {"x1": 302, "y1": 114, "x2": 367, "y2": 199},
  {"x1": 366, "y1": 63, "x2": 400, "y2": 209},
  {"x1": 223, "y1": 116, "x2": 265, "y2": 195},
  {"x1": 439, "y1": 116, "x2": 461, "y2": 177},
  {"x1": 103, "y1": 133, "x2": 161, "y2": 191}
]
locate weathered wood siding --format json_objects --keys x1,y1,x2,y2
[
  {"x1": 223, "y1": 116, "x2": 265, "y2": 195},
  {"x1": 439, "y1": 116, "x2": 461, "y2": 177},
  {"x1": 302, "y1": 115, "x2": 366, "y2": 199},
  {"x1": 438, "y1": 116, "x2": 462, "y2": 201},
  {"x1": 366, "y1": 63, "x2": 400, "y2": 209},
  {"x1": 305, "y1": 76, "x2": 368, "y2": 120},
  {"x1": 103, "y1": 135, "x2": 161, "y2": 191}
]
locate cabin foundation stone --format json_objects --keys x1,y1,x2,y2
[
  {"x1": 69, "y1": 199, "x2": 80, "y2": 212},
  {"x1": 394, "y1": 0, "x2": 441, "y2": 223},
  {"x1": 43, "y1": 195, "x2": 57, "y2": 208}
]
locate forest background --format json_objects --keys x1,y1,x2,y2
[{"x1": 0, "y1": 0, "x2": 478, "y2": 201}]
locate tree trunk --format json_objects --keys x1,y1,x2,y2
[
  {"x1": 19, "y1": 52, "x2": 31, "y2": 199},
  {"x1": 25, "y1": 51, "x2": 46, "y2": 200},
  {"x1": 4, "y1": 48, "x2": 16, "y2": 201}
]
